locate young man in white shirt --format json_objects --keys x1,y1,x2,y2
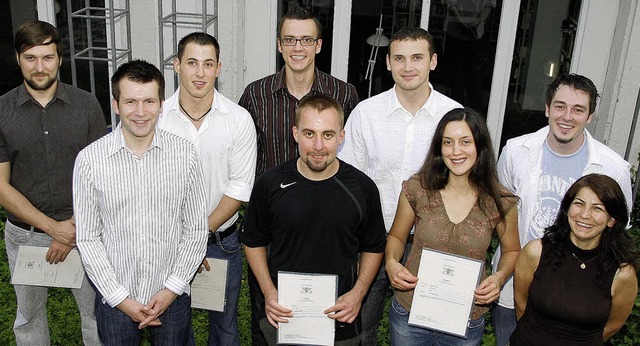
[
  {"x1": 74, "y1": 60, "x2": 208, "y2": 345},
  {"x1": 491, "y1": 73, "x2": 633, "y2": 346},
  {"x1": 338, "y1": 26, "x2": 461, "y2": 345},
  {"x1": 157, "y1": 32, "x2": 257, "y2": 346}
]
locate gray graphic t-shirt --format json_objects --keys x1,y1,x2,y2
[{"x1": 525, "y1": 140, "x2": 588, "y2": 244}]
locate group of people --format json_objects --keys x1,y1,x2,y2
[{"x1": 1, "y1": 5, "x2": 637, "y2": 346}]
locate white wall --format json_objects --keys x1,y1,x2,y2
[
  {"x1": 242, "y1": 0, "x2": 277, "y2": 89},
  {"x1": 596, "y1": 0, "x2": 640, "y2": 168}
]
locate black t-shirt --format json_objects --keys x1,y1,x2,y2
[{"x1": 240, "y1": 159, "x2": 386, "y2": 341}]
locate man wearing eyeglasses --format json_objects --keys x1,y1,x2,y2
[
  {"x1": 239, "y1": 6, "x2": 359, "y2": 345},
  {"x1": 239, "y1": 5, "x2": 359, "y2": 177}
]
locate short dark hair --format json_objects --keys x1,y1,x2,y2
[
  {"x1": 546, "y1": 74, "x2": 599, "y2": 114},
  {"x1": 111, "y1": 60, "x2": 165, "y2": 103},
  {"x1": 14, "y1": 20, "x2": 62, "y2": 56},
  {"x1": 389, "y1": 27, "x2": 435, "y2": 57},
  {"x1": 295, "y1": 94, "x2": 344, "y2": 129},
  {"x1": 177, "y1": 32, "x2": 220, "y2": 61},
  {"x1": 277, "y1": 5, "x2": 322, "y2": 39}
]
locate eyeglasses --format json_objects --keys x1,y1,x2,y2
[{"x1": 280, "y1": 37, "x2": 318, "y2": 46}]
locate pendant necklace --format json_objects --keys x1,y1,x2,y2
[
  {"x1": 179, "y1": 102, "x2": 211, "y2": 122},
  {"x1": 570, "y1": 252, "x2": 600, "y2": 269}
]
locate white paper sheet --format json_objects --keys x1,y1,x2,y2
[
  {"x1": 11, "y1": 245, "x2": 84, "y2": 288},
  {"x1": 191, "y1": 258, "x2": 228, "y2": 312},
  {"x1": 408, "y1": 247, "x2": 484, "y2": 338},
  {"x1": 277, "y1": 271, "x2": 337, "y2": 345}
]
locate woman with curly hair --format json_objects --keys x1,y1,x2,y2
[
  {"x1": 511, "y1": 174, "x2": 638, "y2": 345},
  {"x1": 385, "y1": 108, "x2": 520, "y2": 345}
]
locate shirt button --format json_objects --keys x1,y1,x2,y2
[{"x1": 44, "y1": 131, "x2": 49, "y2": 135}]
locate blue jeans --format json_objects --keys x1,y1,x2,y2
[
  {"x1": 389, "y1": 297, "x2": 484, "y2": 346},
  {"x1": 95, "y1": 291, "x2": 192, "y2": 345},
  {"x1": 492, "y1": 304, "x2": 516, "y2": 346},
  {"x1": 4, "y1": 221, "x2": 100, "y2": 345},
  {"x1": 360, "y1": 241, "x2": 412, "y2": 346},
  {"x1": 203, "y1": 230, "x2": 242, "y2": 346}
]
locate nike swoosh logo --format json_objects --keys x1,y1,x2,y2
[{"x1": 280, "y1": 182, "x2": 297, "y2": 189}]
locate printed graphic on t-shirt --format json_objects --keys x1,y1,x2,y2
[{"x1": 526, "y1": 175, "x2": 575, "y2": 244}]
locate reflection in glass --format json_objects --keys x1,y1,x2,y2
[
  {"x1": 499, "y1": 0, "x2": 581, "y2": 150},
  {"x1": 430, "y1": 0, "x2": 501, "y2": 117},
  {"x1": 348, "y1": 0, "x2": 423, "y2": 100}
]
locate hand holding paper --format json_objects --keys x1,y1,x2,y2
[
  {"x1": 386, "y1": 259, "x2": 418, "y2": 291},
  {"x1": 265, "y1": 287, "x2": 293, "y2": 328},
  {"x1": 324, "y1": 288, "x2": 362, "y2": 323},
  {"x1": 473, "y1": 274, "x2": 501, "y2": 305}
]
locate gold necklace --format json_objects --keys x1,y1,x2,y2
[{"x1": 570, "y1": 252, "x2": 600, "y2": 269}]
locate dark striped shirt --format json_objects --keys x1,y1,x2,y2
[
  {"x1": 0, "y1": 83, "x2": 107, "y2": 223},
  {"x1": 239, "y1": 67, "x2": 359, "y2": 175}
]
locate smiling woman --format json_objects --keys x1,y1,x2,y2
[
  {"x1": 384, "y1": 108, "x2": 520, "y2": 346},
  {"x1": 511, "y1": 174, "x2": 639, "y2": 345}
]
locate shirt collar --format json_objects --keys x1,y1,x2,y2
[
  {"x1": 108, "y1": 123, "x2": 162, "y2": 157},
  {"x1": 385, "y1": 83, "x2": 436, "y2": 118},
  {"x1": 273, "y1": 67, "x2": 322, "y2": 94},
  {"x1": 163, "y1": 87, "x2": 227, "y2": 122},
  {"x1": 17, "y1": 81, "x2": 69, "y2": 106}
]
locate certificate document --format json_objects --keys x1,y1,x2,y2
[
  {"x1": 277, "y1": 272, "x2": 337, "y2": 345},
  {"x1": 191, "y1": 258, "x2": 228, "y2": 312},
  {"x1": 11, "y1": 245, "x2": 85, "y2": 288},
  {"x1": 408, "y1": 247, "x2": 484, "y2": 338}
]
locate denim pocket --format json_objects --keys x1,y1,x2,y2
[
  {"x1": 468, "y1": 316, "x2": 485, "y2": 329},
  {"x1": 391, "y1": 297, "x2": 409, "y2": 316},
  {"x1": 218, "y1": 231, "x2": 241, "y2": 254}
]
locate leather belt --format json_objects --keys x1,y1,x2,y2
[
  {"x1": 208, "y1": 224, "x2": 237, "y2": 245},
  {"x1": 9, "y1": 220, "x2": 46, "y2": 234}
]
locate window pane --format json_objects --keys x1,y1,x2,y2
[
  {"x1": 499, "y1": 0, "x2": 582, "y2": 149},
  {"x1": 347, "y1": 0, "x2": 423, "y2": 100},
  {"x1": 430, "y1": 0, "x2": 502, "y2": 117}
]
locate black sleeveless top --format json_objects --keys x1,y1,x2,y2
[{"x1": 510, "y1": 241, "x2": 616, "y2": 345}]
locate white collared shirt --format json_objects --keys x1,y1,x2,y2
[
  {"x1": 74, "y1": 126, "x2": 208, "y2": 307},
  {"x1": 338, "y1": 84, "x2": 461, "y2": 231},
  {"x1": 158, "y1": 88, "x2": 257, "y2": 231}
]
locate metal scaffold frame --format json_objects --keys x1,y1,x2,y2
[{"x1": 66, "y1": 0, "x2": 132, "y2": 126}]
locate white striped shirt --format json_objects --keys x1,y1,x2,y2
[{"x1": 73, "y1": 125, "x2": 208, "y2": 307}]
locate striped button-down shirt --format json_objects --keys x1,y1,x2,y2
[
  {"x1": 73, "y1": 125, "x2": 208, "y2": 307},
  {"x1": 239, "y1": 67, "x2": 359, "y2": 175}
]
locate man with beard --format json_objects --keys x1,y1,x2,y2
[
  {"x1": 0, "y1": 20, "x2": 107, "y2": 344},
  {"x1": 241, "y1": 95, "x2": 386, "y2": 346}
]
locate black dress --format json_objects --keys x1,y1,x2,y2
[{"x1": 510, "y1": 241, "x2": 616, "y2": 345}]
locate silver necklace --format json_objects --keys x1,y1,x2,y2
[{"x1": 570, "y1": 252, "x2": 600, "y2": 269}]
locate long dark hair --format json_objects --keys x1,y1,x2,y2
[
  {"x1": 417, "y1": 108, "x2": 511, "y2": 220},
  {"x1": 542, "y1": 174, "x2": 638, "y2": 288}
]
